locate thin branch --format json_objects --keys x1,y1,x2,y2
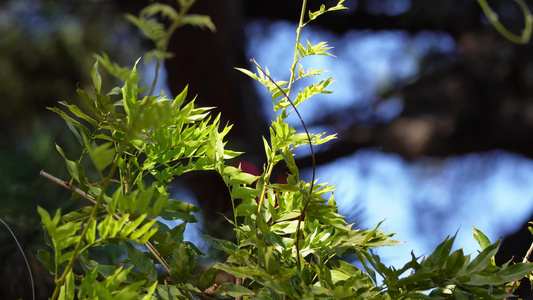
[
  {"x1": 39, "y1": 170, "x2": 97, "y2": 205},
  {"x1": 477, "y1": 0, "x2": 532, "y2": 44},
  {"x1": 39, "y1": 170, "x2": 171, "y2": 274},
  {"x1": 0, "y1": 217, "x2": 34, "y2": 300},
  {"x1": 505, "y1": 237, "x2": 533, "y2": 297}
]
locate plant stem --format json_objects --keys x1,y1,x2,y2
[
  {"x1": 477, "y1": 0, "x2": 532, "y2": 44},
  {"x1": 287, "y1": 0, "x2": 308, "y2": 95},
  {"x1": 0, "y1": 217, "x2": 34, "y2": 300},
  {"x1": 505, "y1": 238, "x2": 533, "y2": 298},
  {"x1": 256, "y1": 157, "x2": 275, "y2": 215}
]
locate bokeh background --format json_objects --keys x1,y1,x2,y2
[{"x1": 3, "y1": 0, "x2": 533, "y2": 298}]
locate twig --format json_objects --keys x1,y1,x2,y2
[
  {"x1": 39, "y1": 170, "x2": 171, "y2": 274},
  {"x1": 235, "y1": 277, "x2": 242, "y2": 300},
  {"x1": 505, "y1": 238, "x2": 533, "y2": 298},
  {"x1": 39, "y1": 170, "x2": 97, "y2": 205}
]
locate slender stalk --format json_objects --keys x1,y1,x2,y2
[
  {"x1": 235, "y1": 278, "x2": 243, "y2": 300},
  {"x1": 256, "y1": 157, "x2": 275, "y2": 215},
  {"x1": 0, "y1": 217, "x2": 34, "y2": 300},
  {"x1": 287, "y1": 0, "x2": 308, "y2": 95},
  {"x1": 505, "y1": 238, "x2": 533, "y2": 298},
  {"x1": 477, "y1": 0, "x2": 532, "y2": 44}
]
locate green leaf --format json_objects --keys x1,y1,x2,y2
[
  {"x1": 128, "y1": 218, "x2": 158, "y2": 243},
  {"x1": 76, "y1": 88, "x2": 99, "y2": 117},
  {"x1": 124, "y1": 242, "x2": 157, "y2": 281},
  {"x1": 36, "y1": 249, "x2": 54, "y2": 274},
  {"x1": 102, "y1": 266, "x2": 132, "y2": 292},
  {"x1": 170, "y1": 243, "x2": 193, "y2": 284},
  {"x1": 498, "y1": 263, "x2": 533, "y2": 282},
  {"x1": 235, "y1": 199, "x2": 258, "y2": 217},
  {"x1": 397, "y1": 265, "x2": 438, "y2": 287},
  {"x1": 61, "y1": 206, "x2": 101, "y2": 224},
  {"x1": 141, "y1": 3, "x2": 179, "y2": 20},
  {"x1": 140, "y1": 281, "x2": 159, "y2": 300},
  {"x1": 58, "y1": 270, "x2": 75, "y2": 300},
  {"x1": 48, "y1": 107, "x2": 89, "y2": 145},
  {"x1": 91, "y1": 60, "x2": 102, "y2": 94},
  {"x1": 202, "y1": 235, "x2": 238, "y2": 252},
  {"x1": 444, "y1": 248, "x2": 468, "y2": 276},
  {"x1": 198, "y1": 267, "x2": 218, "y2": 291},
  {"x1": 293, "y1": 77, "x2": 334, "y2": 107},
  {"x1": 120, "y1": 214, "x2": 147, "y2": 238},
  {"x1": 55, "y1": 143, "x2": 80, "y2": 182},
  {"x1": 83, "y1": 134, "x2": 115, "y2": 172},
  {"x1": 213, "y1": 283, "x2": 254, "y2": 298},
  {"x1": 160, "y1": 199, "x2": 200, "y2": 222},
  {"x1": 466, "y1": 286, "x2": 512, "y2": 299},
  {"x1": 307, "y1": 1, "x2": 347, "y2": 24},
  {"x1": 85, "y1": 219, "x2": 96, "y2": 244},
  {"x1": 94, "y1": 52, "x2": 132, "y2": 81},
  {"x1": 428, "y1": 234, "x2": 456, "y2": 267},
  {"x1": 466, "y1": 239, "x2": 500, "y2": 273},
  {"x1": 224, "y1": 166, "x2": 260, "y2": 185},
  {"x1": 182, "y1": 14, "x2": 216, "y2": 32},
  {"x1": 58, "y1": 102, "x2": 99, "y2": 127},
  {"x1": 473, "y1": 225, "x2": 492, "y2": 250},
  {"x1": 232, "y1": 186, "x2": 261, "y2": 201}
]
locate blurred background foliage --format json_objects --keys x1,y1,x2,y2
[{"x1": 4, "y1": 0, "x2": 533, "y2": 298}]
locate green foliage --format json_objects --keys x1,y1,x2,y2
[{"x1": 37, "y1": 0, "x2": 533, "y2": 299}]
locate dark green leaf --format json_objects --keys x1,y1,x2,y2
[
  {"x1": 444, "y1": 248, "x2": 467, "y2": 276},
  {"x1": 498, "y1": 263, "x2": 533, "y2": 282},
  {"x1": 124, "y1": 242, "x2": 157, "y2": 281},
  {"x1": 202, "y1": 235, "x2": 237, "y2": 252},
  {"x1": 198, "y1": 267, "x2": 218, "y2": 291},
  {"x1": 213, "y1": 283, "x2": 254, "y2": 298},
  {"x1": 160, "y1": 199, "x2": 200, "y2": 222},
  {"x1": 466, "y1": 240, "x2": 500, "y2": 273},
  {"x1": 60, "y1": 206, "x2": 102, "y2": 224},
  {"x1": 170, "y1": 243, "x2": 192, "y2": 284},
  {"x1": 36, "y1": 249, "x2": 54, "y2": 274}
]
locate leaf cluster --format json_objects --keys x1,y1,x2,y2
[{"x1": 36, "y1": 0, "x2": 533, "y2": 299}]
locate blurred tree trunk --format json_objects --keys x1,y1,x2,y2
[{"x1": 164, "y1": 0, "x2": 267, "y2": 237}]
